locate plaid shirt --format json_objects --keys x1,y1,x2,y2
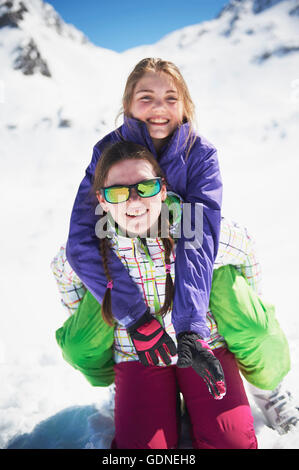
[{"x1": 51, "y1": 217, "x2": 262, "y2": 366}]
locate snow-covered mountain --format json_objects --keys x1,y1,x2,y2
[
  {"x1": 1, "y1": 0, "x2": 298, "y2": 131},
  {"x1": 0, "y1": 0, "x2": 123, "y2": 131},
  {"x1": 0, "y1": 0, "x2": 299, "y2": 450}
]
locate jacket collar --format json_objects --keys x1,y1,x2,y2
[{"x1": 120, "y1": 116, "x2": 192, "y2": 163}]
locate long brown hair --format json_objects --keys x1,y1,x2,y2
[
  {"x1": 116, "y1": 57, "x2": 197, "y2": 159},
  {"x1": 92, "y1": 141, "x2": 175, "y2": 326}
]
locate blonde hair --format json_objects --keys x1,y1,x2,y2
[{"x1": 116, "y1": 58, "x2": 197, "y2": 158}]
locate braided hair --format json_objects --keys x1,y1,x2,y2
[{"x1": 92, "y1": 141, "x2": 176, "y2": 326}]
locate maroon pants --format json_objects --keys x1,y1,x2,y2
[{"x1": 111, "y1": 347, "x2": 258, "y2": 449}]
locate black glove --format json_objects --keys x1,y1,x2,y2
[
  {"x1": 177, "y1": 331, "x2": 226, "y2": 400},
  {"x1": 128, "y1": 309, "x2": 177, "y2": 366}
]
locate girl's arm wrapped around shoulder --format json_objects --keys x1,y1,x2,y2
[{"x1": 172, "y1": 139, "x2": 222, "y2": 338}]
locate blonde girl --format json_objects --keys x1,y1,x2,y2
[{"x1": 66, "y1": 58, "x2": 223, "y2": 377}]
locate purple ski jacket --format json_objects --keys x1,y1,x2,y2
[{"x1": 66, "y1": 117, "x2": 222, "y2": 338}]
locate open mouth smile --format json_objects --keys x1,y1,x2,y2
[
  {"x1": 147, "y1": 118, "x2": 170, "y2": 125},
  {"x1": 126, "y1": 209, "x2": 148, "y2": 218}
]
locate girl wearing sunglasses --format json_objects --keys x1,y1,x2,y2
[{"x1": 54, "y1": 140, "x2": 261, "y2": 449}]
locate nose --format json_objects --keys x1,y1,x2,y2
[
  {"x1": 128, "y1": 187, "x2": 141, "y2": 201},
  {"x1": 152, "y1": 97, "x2": 165, "y2": 111}
]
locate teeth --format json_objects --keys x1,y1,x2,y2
[
  {"x1": 126, "y1": 210, "x2": 147, "y2": 217},
  {"x1": 149, "y1": 118, "x2": 169, "y2": 124}
]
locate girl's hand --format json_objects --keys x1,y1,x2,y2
[
  {"x1": 128, "y1": 309, "x2": 177, "y2": 366},
  {"x1": 177, "y1": 332, "x2": 226, "y2": 400}
]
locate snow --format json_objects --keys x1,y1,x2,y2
[{"x1": 0, "y1": 0, "x2": 299, "y2": 450}]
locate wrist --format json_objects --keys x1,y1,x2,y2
[
  {"x1": 127, "y1": 307, "x2": 152, "y2": 334},
  {"x1": 177, "y1": 331, "x2": 203, "y2": 341}
]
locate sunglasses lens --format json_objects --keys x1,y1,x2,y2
[
  {"x1": 137, "y1": 179, "x2": 161, "y2": 198},
  {"x1": 105, "y1": 187, "x2": 129, "y2": 203},
  {"x1": 103, "y1": 179, "x2": 162, "y2": 203}
]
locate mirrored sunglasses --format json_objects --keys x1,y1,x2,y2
[{"x1": 100, "y1": 178, "x2": 163, "y2": 204}]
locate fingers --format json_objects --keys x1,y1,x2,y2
[
  {"x1": 147, "y1": 335, "x2": 178, "y2": 366},
  {"x1": 194, "y1": 349, "x2": 225, "y2": 380},
  {"x1": 147, "y1": 349, "x2": 159, "y2": 366},
  {"x1": 138, "y1": 350, "x2": 158, "y2": 366},
  {"x1": 138, "y1": 337, "x2": 177, "y2": 366},
  {"x1": 214, "y1": 380, "x2": 226, "y2": 399},
  {"x1": 153, "y1": 338, "x2": 177, "y2": 366},
  {"x1": 156, "y1": 347, "x2": 171, "y2": 365},
  {"x1": 138, "y1": 351, "x2": 150, "y2": 366},
  {"x1": 201, "y1": 369, "x2": 226, "y2": 400},
  {"x1": 190, "y1": 349, "x2": 226, "y2": 399},
  {"x1": 165, "y1": 339, "x2": 178, "y2": 357}
]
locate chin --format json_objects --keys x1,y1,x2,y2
[
  {"x1": 132, "y1": 225, "x2": 148, "y2": 237},
  {"x1": 123, "y1": 222, "x2": 147, "y2": 238},
  {"x1": 151, "y1": 132, "x2": 169, "y2": 140}
]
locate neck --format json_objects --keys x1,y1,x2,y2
[{"x1": 152, "y1": 136, "x2": 172, "y2": 155}]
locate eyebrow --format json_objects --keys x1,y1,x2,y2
[{"x1": 135, "y1": 89, "x2": 177, "y2": 94}]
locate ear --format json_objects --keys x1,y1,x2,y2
[
  {"x1": 96, "y1": 190, "x2": 109, "y2": 213},
  {"x1": 161, "y1": 183, "x2": 167, "y2": 202}
]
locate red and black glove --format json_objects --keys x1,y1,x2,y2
[
  {"x1": 177, "y1": 332, "x2": 226, "y2": 400},
  {"x1": 128, "y1": 309, "x2": 177, "y2": 366}
]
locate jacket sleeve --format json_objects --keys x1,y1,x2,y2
[
  {"x1": 51, "y1": 244, "x2": 86, "y2": 316},
  {"x1": 65, "y1": 143, "x2": 148, "y2": 328},
  {"x1": 171, "y1": 140, "x2": 222, "y2": 338},
  {"x1": 215, "y1": 218, "x2": 263, "y2": 295}
]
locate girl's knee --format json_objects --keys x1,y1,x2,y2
[{"x1": 192, "y1": 405, "x2": 258, "y2": 449}]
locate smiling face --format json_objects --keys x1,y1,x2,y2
[
  {"x1": 129, "y1": 71, "x2": 184, "y2": 152},
  {"x1": 96, "y1": 159, "x2": 167, "y2": 237}
]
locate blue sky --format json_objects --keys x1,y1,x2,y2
[{"x1": 47, "y1": 0, "x2": 228, "y2": 52}]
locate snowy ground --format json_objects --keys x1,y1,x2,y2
[{"x1": 0, "y1": 116, "x2": 299, "y2": 450}]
